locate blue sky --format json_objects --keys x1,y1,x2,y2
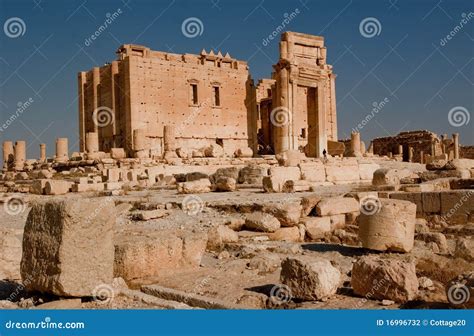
[{"x1": 0, "y1": 0, "x2": 473, "y2": 158}]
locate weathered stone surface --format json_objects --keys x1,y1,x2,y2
[
  {"x1": 299, "y1": 161, "x2": 325, "y2": 182},
  {"x1": 282, "y1": 180, "x2": 311, "y2": 192},
  {"x1": 21, "y1": 198, "x2": 115, "y2": 296},
  {"x1": 207, "y1": 225, "x2": 239, "y2": 251},
  {"x1": 177, "y1": 179, "x2": 211, "y2": 194},
  {"x1": 276, "y1": 150, "x2": 303, "y2": 167},
  {"x1": 44, "y1": 180, "x2": 71, "y2": 195},
  {"x1": 244, "y1": 212, "x2": 280, "y2": 233},
  {"x1": 234, "y1": 147, "x2": 253, "y2": 158},
  {"x1": 262, "y1": 202, "x2": 302, "y2": 227},
  {"x1": 114, "y1": 231, "x2": 207, "y2": 282},
  {"x1": 372, "y1": 168, "x2": 412, "y2": 186},
  {"x1": 268, "y1": 227, "x2": 302, "y2": 242},
  {"x1": 213, "y1": 177, "x2": 237, "y2": 192},
  {"x1": 358, "y1": 163, "x2": 380, "y2": 181},
  {"x1": 204, "y1": 144, "x2": 224, "y2": 158},
  {"x1": 454, "y1": 238, "x2": 474, "y2": 261},
  {"x1": 0, "y1": 229, "x2": 22, "y2": 280},
  {"x1": 445, "y1": 159, "x2": 474, "y2": 170},
  {"x1": 248, "y1": 253, "x2": 280, "y2": 274},
  {"x1": 131, "y1": 209, "x2": 169, "y2": 221},
  {"x1": 325, "y1": 159, "x2": 360, "y2": 183},
  {"x1": 439, "y1": 190, "x2": 474, "y2": 224},
  {"x1": 301, "y1": 194, "x2": 322, "y2": 216},
  {"x1": 280, "y1": 256, "x2": 341, "y2": 301},
  {"x1": 316, "y1": 197, "x2": 359, "y2": 216},
  {"x1": 351, "y1": 255, "x2": 419, "y2": 303},
  {"x1": 416, "y1": 232, "x2": 448, "y2": 254},
  {"x1": 301, "y1": 217, "x2": 331, "y2": 240},
  {"x1": 359, "y1": 198, "x2": 416, "y2": 252},
  {"x1": 238, "y1": 165, "x2": 267, "y2": 184}
]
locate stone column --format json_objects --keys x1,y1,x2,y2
[
  {"x1": 350, "y1": 131, "x2": 361, "y2": 156},
  {"x1": 452, "y1": 133, "x2": 460, "y2": 159},
  {"x1": 408, "y1": 146, "x2": 414, "y2": 162},
  {"x1": 85, "y1": 132, "x2": 99, "y2": 153},
  {"x1": 367, "y1": 141, "x2": 374, "y2": 154},
  {"x1": 440, "y1": 134, "x2": 446, "y2": 155},
  {"x1": 163, "y1": 125, "x2": 176, "y2": 152},
  {"x1": 430, "y1": 141, "x2": 436, "y2": 157},
  {"x1": 39, "y1": 143, "x2": 46, "y2": 162},
  {"x1": 3, "y1": 141, "x2": 14, "y2": 170},
  {"x1": 398, "y1": 145, "x2": 403, "y2": 156},
  {"x1": 14, "y1": 141, "x2": 26, "y2": 171},
  {"x1": 274, "y1": 67, "x2": 290, "y2": 154},
  {"x1": 133, "y1": 129, "x2": 148, "y2": 158},
  {"x1": 360, "y1": 141, "x2": 366, "y2": 155},
  {"x1": 55, "y1": 138, "x2": 69, "y2": 162},
  {"x1": 420, "y1": 150, "x2": 424, "y2": 164}
]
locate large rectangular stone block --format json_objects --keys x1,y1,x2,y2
[
  {"x1": 422, "y1": 192, "x2": 441, "y2": 214},
  {"x1": 389, "y1": 192, "x2": 422, "y2": 216},
  {"x1": 299, "y1": 162, "x2": 325, "y2": 182},
  {"x1": 20, "y1": 198, "x2": 115, "y2": 296}
]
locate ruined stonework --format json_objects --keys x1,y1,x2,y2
[
  {"x1": 78, "y1": 44, "x2": 257, "y2": 157},
  {"x1": 257, "y1": 32, "x2": 337, "y2": 157},
  {"x1": 79, "y1": 31, "x2": 338, "y2": 159}
]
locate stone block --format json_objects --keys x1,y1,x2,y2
[
  {"x1": 358, "y1": 163, "x2": 380, "y2": 181},
  {"x1": 21, "y1": 198, "x2": 115, "y2": 296},
  {"x1": 262, "y1": 201, "x2": 302, "y2": 227},
  {"x1": 280, "y1": 256, "x2": 341, "y2": 301},
  {"x1": 301, "y1": 217, "x2": 331, "y2": 240},
  {"x1": 298, "y1": 161, "x2": 326, "y2": 182},
  {"x1": 207, "y1": 225, "x2": 239, "y2": 251},
  {"x1": 315, "y1": 197, "x2": 359, "y2": 216},
  {"x1": 389, "y1": 192, "x2": 422, "y2": 216},
  {"x1": 351, "y1": 255, "x2": 418, "y2": 303},
  {"x1": 114, "y1": 231, "x2": 207, "y2": 282},
  {"x1": 422, "y1": 192, "x2": 441, "y2": 214},
  {"x1": 244, "y1": 212, "x2": 280, "y2": 233},
  {"x1": 177, "y1": 179, "x2": 211, "y2": 194},
  {"x1": 372, "y1": 168, "x2": 411, "y2": 186},
  {"x1": 268, "y1": 227, "x2": 302, "y2": 242},
  {"x1": 44, "y1": 180, "x2": 71, "y2": 195},
  {"x1": 359, "y1": 199, "x2": 416, "y2": 253}
]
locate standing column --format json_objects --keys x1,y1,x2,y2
[
  {"x1": 39, "y1": 143, "x2": 46, "y2": 162},
  {"x1": 14, "y1": 141, "x2": 26, "y2": 171},
  {"x1": 163, "y1": 125, "x2": 178, "y2": 159},
  {"x1": 452, "y1": 133, "x2": 460, "y2": 159},
  {"x1": 420, "y1": 150, "x2": 424, "y2": 164},
  {"x1": 275, "y1": 67, "x2": 290, "y2": 154},
  {"x1": 55, "y1": 138, "x2": 69, "y2": 162},
  {"x1": 3, "y1": 141, "x2": 14, "y2": 170},
  {"x1": 350, "y1": 131, "x2": 361, "y2": 156},
  {"x1": 408, "y1": 146, "x2": 414, "y2": 162},
  {"x1": 440, "y1": 134, "x2": 446, "y2": 155},
  {"x1": 315, "y1": 82, "x2": 328, "y2": 158},
  {"x1": 85, "y1": 132, "x2": 99, "y2": 153},
  {"x1": 398, "y1": 145, "x2": 403, "y2": 156}
]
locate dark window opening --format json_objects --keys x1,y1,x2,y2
[
  {"x1": 213, "y1": 86, "x2": 220, "y2": 106},
  {"x1": 191, "y1": 84, "x2": 198, "y2": 105},
  {"x1": 301, "y1": 128, "x2": 306, "y2": 139},
  {"x1": 216, "y1": 138, "x2": 223, "y2": 146},
  {"x1": 267, "y1": 88, "x2": 272, "y2": 97}
]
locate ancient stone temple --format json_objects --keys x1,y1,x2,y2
[
  {"x1": 257, "y1": 32, "x2": 338, "y2": 158},
  {"x1": 78, "y1": 31, "x2": 337, "y2": 158}
]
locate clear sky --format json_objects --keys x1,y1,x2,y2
[{"x1": 0, "y1": 0, "x2": 472, "y2": 159}]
